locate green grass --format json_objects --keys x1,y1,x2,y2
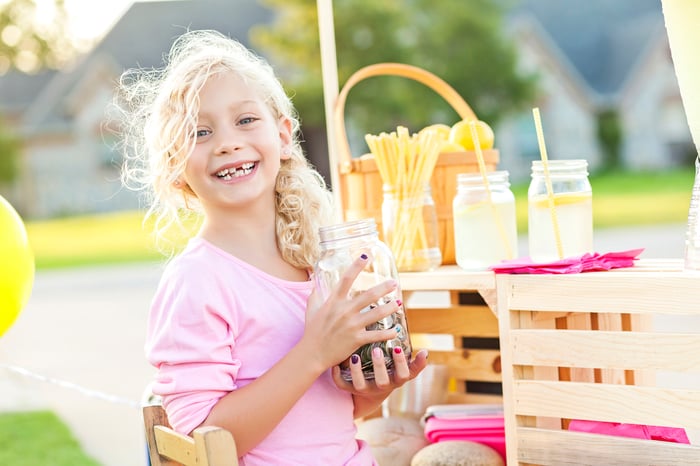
[
  {"x1": 0, "y1": 411, "x2": 100, "y2": 466},
  {"x1": 25, "y1": 211, "x2": 164, "y2": 270},
  {"x1": 24, "y1": 168, "x2": 695, "y2": 270}
]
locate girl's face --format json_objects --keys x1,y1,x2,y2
[{"x1": 182, "y1": 70, "x2": 291, "y2": 216}]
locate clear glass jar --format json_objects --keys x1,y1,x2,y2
[
  {"x1": 382, "y1": 184, "x2": 442, "y2": 272},
  {"x1": 452, "y1": 171, "x2": 518, "y2": 270},
  {"x1": 313, "y1": 218, "x2": 412, "y2": 381},
  {"x1": 528, "y1": 159, "x2": 593, "y2": 263}
]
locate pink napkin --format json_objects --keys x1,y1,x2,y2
[
  {"x1": 423, "y1": 413, "x2": 506, "y2": 461},
  {"x1": 568, "y1": 420, "x2": 690, "y2": 444},
  {"x1": 490, "y1": 248, "x2": 644, "y2": 274}
]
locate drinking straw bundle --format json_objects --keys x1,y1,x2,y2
[{"x1": 365, "y1": 126, "x2": 442, "y2": 270}]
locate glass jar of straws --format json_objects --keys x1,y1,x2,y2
[
  {"x1": 382, "y1": 183, "x2": 442, "y2": 272},
  {"x1": 453, "y1": 170, "x2": 518, "y2": 270},
  {"x1": 528, "y1": 159, "x2": 593, "y2": 263},
  {"x1": 364, "y1": 126, "x2": 443, "y2": 272},
  {"x1": 313, "y1": 218, "x2": 412, "y2": 382}
]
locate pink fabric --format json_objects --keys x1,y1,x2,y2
[
  {"x1": 568, "y1": 420, "x2": 690, "y2": 444},
  {"x1": 490, "y1": 248, "x2": 644, "y2": 274},
  {"x1": 146, "y1": 238, "x2": 376, "y2": 466},
  {"x1": 424, "y1": 415, "x2": 506, "y2": 461}
]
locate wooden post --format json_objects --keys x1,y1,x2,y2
[{"x1": 316, "y1": 0, "x2": 343, "y2": 221}]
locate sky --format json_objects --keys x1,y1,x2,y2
[{"x1": 63, "y1": 0, "x2": 134, "y2": 42}]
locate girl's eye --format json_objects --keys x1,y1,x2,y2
[
  {"x1": 239, "y1": 116, "x2": 258, "y2": 126},
  {"x1": 196, "y1": 129, "x2": 211, "y2": 138}
]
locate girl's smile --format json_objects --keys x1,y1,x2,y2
[{"x1": 214, "y1": 161, "x2": 259, "y2": 181}]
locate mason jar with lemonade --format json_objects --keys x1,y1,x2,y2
[{"x1": 528, "y1": 159, "x2": 593, "y2": 263}]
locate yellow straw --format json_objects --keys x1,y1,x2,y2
[
  {"x1": 532, "y1": 108, "x2": 564, "y2": 259},
  {"x1": 468, "y1": 121, "x2": 513, "y2": 260}
]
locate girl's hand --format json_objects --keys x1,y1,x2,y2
[
  {"x1": 303, "y1": 255, "x2": 401, "y2": 372},
  {"x1": 331, "y1": 348, "x2": 429, "y2": 399}
]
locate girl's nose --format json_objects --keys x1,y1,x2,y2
[{"x1": 213, "y1": 128, "x2": 241, "y2": 155}]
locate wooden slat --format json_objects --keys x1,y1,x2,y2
[
  {"x1": 513, "y1": 380, "x2": 700, "y2": 429},
  {"x1": 143, "y1": 405, "x2": 180, "y2": 466},
  {"x1": 406, "y1": 305, "x2": 498, "y2": 337},
  {"x1": 447, "y1": 391, "x2": 502, "y2": 405},
  {"x1": 424, "y1": 349, "x2": 501, "y2": 382},
  {"x1": 154, "y1": 426, "x2": 197, "y2": 465},
  {"x1": 510, "y1": 329, "x2": 700, "y2": 372},
  {"x1": 192, "y1": 428, "x2": 238, "y2": 466},
  {"x1": 399, "y1": 265, "x2": 495, "y2": 291},
  {"x1": 506, "y1": 273, "x2": 700, "y2": 315},
  {"x1": 517, "y1": 427, "x2": 700, "y2": 466}
]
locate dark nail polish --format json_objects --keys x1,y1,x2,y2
[
  {"x1": 360, "y1": 253, "x2": 368, "y2": 260},
  {"x1": 351, "y1": 354, "x2": 359, "y2": 364}
]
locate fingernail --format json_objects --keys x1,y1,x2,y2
[
  {"x1": 372, "y1": 347, "x2": 383, "y2": 358},
  {"x1": 360, "y1": 253, "x2": 368, "y2": 260},
  {"x1": 351, "y1": 354, "x2": 359, "y2": 364},
  {"x1": 393, "y1": 347, "x2": 402, "y2": 355},
  {"x1": 396, "y1": 299, "x2": 402, "y2": 307}
]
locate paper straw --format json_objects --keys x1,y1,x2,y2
[
  {"x1": 469, "y1": 121, "x2": 513, "y2": 259},
  {"x1": 532, "y1": 108, "x2": 564, "y2": 259}
]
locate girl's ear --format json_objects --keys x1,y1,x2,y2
[{"x1": 279, "y1": 117, "x2": 293, "y2": 160}]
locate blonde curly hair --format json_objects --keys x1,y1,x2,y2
[{"x1": 116, "y1": 30, "x2": 334, "y2": 268}]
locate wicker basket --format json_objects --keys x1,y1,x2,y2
[{"x1": 333, "y1": 63, "x2": 499, "y2": 265}]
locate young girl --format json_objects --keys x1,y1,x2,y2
[{"x1": 117, "y1": 29, "x2": 428, "y2": 465}]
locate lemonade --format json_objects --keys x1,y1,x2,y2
[
  {"x1": 528, "y1": 159, "x2": 592, "y2": 262},
  {"x1": 529, "y1": 192, "x2": 593, "y2": 262},
  {"x1": 454, "y1": 199, "x2": 518, "y2": 270},
  {"x1": 453, "y1": 171, "x2": 518, "y2": 270}
]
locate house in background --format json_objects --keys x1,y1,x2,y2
[
  {"x1": 0, "y1": 0, "x2": 272, "y2": 218},
  {"x1": 0, "y1": 0, "x2": 693, "y2": 219},
  {"x1": 498, "y1": 0, "x2": 693, "y2": 180}
]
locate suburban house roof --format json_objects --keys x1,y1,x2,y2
[{"x1": 512, "y1": 0, "x2": 665, "y2": 98}]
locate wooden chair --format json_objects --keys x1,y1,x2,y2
[
  {"x1": 143, "y1": 402, "x2": 238, "y2": 466},
  {"x1": 496, "y1": 263, "x2": 700, "y2": 465}
]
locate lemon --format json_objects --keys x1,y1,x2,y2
[
  {"x1": 448, "y1": 119, "x2": 495, "y2": 151},
  {"x1": 420, "y1": 123, "x2": 451, "y2": 142},
  {"x1": 530, "y1": 192, "x2": 592, "y2": 209},
  {"x1": 439, "y1": 140, "x2": 466, "y2": 153}
]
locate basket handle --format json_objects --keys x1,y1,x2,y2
[{"x1": 333, "y1": 63, "x2": 477, "y2": 170}]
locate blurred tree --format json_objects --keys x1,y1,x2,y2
[
  {"x1": 251, "y1": 0, "x2": 537, "y2": 157},
  {"x1": 0, "y1": 0, "x2": 75, "y2": 75},
  {"x1": 0, "y1": 122, "x2": 19, "y2": 183}
]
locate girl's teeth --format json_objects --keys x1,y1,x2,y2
[{"x1": 217, "y1": 163, "x2": 255, "y2": 179}]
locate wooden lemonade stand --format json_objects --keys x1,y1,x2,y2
[{"x1": 317, "y1": 0, "x2": 700, "y2": 463}]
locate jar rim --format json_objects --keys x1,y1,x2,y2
[
  {"x1": 319, "y1": 218, "x2": 378, "y2": 243},
  {"x1": 531, "y1": 159, "x2": 588, "y2": 177},
  {"x1": 457, "y1": 170, "x2": 510, "y2": 183},
  {"x1": 531, "y1": 159, "x2": 588, "y2": 169}
]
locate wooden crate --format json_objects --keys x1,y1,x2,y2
[{"x1": 496, "y1": 260, "x2": 700, "y2": 465}]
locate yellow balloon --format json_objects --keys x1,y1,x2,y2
[{"x1": 0, "y1": 195, "x2": 34, "y2": 337}]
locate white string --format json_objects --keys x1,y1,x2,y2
[{"x1": 1, "y1": 363, "x2": 141, "y2": 409}]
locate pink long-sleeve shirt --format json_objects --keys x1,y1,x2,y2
[{"x1": 145, "y1": 238, "x2": 376, "y2": 466}]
